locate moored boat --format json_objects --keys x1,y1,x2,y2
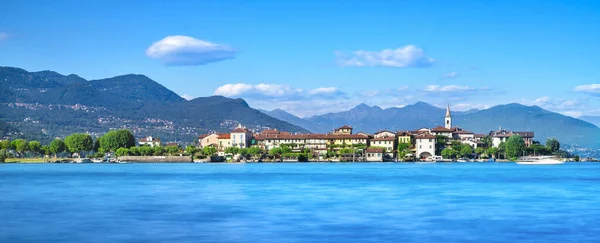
[{"x1": 516, "y1": 156, "x2": 565, "y2": 165}]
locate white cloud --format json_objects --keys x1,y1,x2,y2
[
  {"x1": 0, "y1": 32, "x2": 8, "y2": 40},
  {"x1": 563, "y1": 111, "x2": 583, "y2": 118},
  {"x1": 450, "y1": 103, "x2": 490, "y2": 111},
  {"x1": 360, "y1": 90, "x2": 380, "y2": 97},
  {"x1": 214, "y1": 83, "x2": 344, "y2": 100},
  {"x1": 308, "y1": 87, "x2": 339, "y2": 95},
  {"x1": 336, "y1": 45, "x2": 435, "y2": 68},
  {"x1": 425, "y1": 85, "x2": 475, "y2": 92},
  {"x1": 181, "y1": 94, "x2": 195, "y2": 100},
  {"x1": 146, "y1": 35, "x2": 235, "y2": 66},
  {"x1": 522, "y1": 96, "x2": 589, "y2": 118},
  {"x1": 574, "y1": 84, "x2": 600, "y2": 95},
  {"x1": 441, "y1": 72, "x2": 459, "y2": 79}
]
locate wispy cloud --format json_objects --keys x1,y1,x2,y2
[
  {"x1": 180, "y1": 94, "x2": 195, "y2": 100},
  {"x1": 335, "y1": 45, "x2": 435, "y2": 68},
  {"x1": 521, "y1": 96, "x2": 588, "y2": 117},
  {"x1": 425, "y1": 85, "x2": 479, "y2": 92},
  {"x1": 213, "y1": 83, "x2": 345, "y2": 100},
  {"x1": 146, "y1": 35, "x2": 235, "y2": 66},
  {"x1": 441, "y1": 72, "x2": 459, "y2": 79},
  {"x1": 574, "y1": 84, "x2": 600, "y2": 96}
]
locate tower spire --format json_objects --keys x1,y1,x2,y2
[{"x1": 445, "y1": 104, "x2": 452, "y2": 129}]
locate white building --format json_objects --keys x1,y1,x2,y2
[
  {"x1": 138, "y1": 136, "x2": 161, "y2": 147},
  {"x1": 374, "y1": 130, "x2": 395, "y2": 139},
  {"x1": 231, "y1": 124, "x2": 252, "y2": 148},
  {"x1": 415, "y1": 134, "x2": 436, "y2": 159},
  {"x1": 370, "y1": 136, "x2": 396, "y2": 159}
]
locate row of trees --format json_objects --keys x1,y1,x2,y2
[
  {"x1": 438, "y1": 135, "x2": 567, "y2": 160},
  {"x1": 0, "y1": 129, "x2": 137, "y2": 160}
]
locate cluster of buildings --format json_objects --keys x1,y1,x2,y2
[{"x1": 190, "y1": 106, "x2": 535, "y2": 161}]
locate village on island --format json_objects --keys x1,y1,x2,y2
[
  {"x1": 1, "y1": 105, "x2": 578, "y2": 163},
  {"x1": 163, "y1": 105, "x2": 539, "y2": 162}
]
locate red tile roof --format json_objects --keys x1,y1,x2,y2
[
  {"x1": 139, "y1": 136, "x2": 160, "y2": 142},
  {"x1": 431, "y1": 126, "x2": 454, "y2": 132},
  {"x1": 218, "y1": 134, "x2": 231, "y2": 139},
  {"x1": 336, "y1": 125, "x2": 353, "y2": 130},
  {"x1": 453, "y1": 130, "x2": 474, "y2": 134},
  {"x1": 415, "y1": 134, "x2": 437, "y2": 139},
  {"x1": 253, "y1": 133, "x2": 369, "y2": 140},
  {"x1": 231, "y1": 128, "x2": 249, "y2": 133}
]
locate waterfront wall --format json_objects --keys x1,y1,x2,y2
[{"x1": 118, "y1": 156, "x2": 192, "y2": 163}]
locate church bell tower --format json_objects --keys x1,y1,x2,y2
[{"x1": 445, "y1": 104, "x2": 452, "y2": 129}]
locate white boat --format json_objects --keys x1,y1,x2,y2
[
  {"x1": 426, "y1": 156, "x2": 451, "y2": 162},
  {"x1": 516, "y1": 156, "x2": 565, "y2": 165}
]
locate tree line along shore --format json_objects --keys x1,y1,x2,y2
[{"x1": 0, "y1": 128, "x2": 583, "y2": 163}]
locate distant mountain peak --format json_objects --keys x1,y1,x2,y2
[{"x1": 351, "y1": 103, "x2": 382, "y2": 112}]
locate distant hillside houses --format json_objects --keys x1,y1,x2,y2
[{"x1": 192, "y1": 105, "x2": 535, "y2": 161}]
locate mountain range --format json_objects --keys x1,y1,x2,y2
[
  {"x1": 262, "y1": 102, "x2": 600, "y2": 148},
  {"x1": 580, "y1": 116, "x2": 600, "y2": 128},
  {"x1": 0, "y1": 67, "x2": 308, "y2": 143},
  {"x1": 2, "y1": 66, "x2": 600, "y2": 149}
]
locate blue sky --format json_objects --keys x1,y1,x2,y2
[{"x1": 1, "y1": 0, "x2": 600, "y2": 117}]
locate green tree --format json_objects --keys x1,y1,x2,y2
[
  {"x1": 41, "y1": 145, "x2": 51, "y2": 156},
  {"x1": 153, "y1": 146, "x2": 165, "y2": 156},
  {"x1": 487, "y1": 147, "x2": 500, "y2": 159},
  {"x1": 13, "y1": 139, "x2": 28, "y2": 156},
  {"x1": 505, "y1": 135, "x2": 525, "y2": 158},
  {"x1": 49, "y1": 139, "x2": 66, "y2": 157},
  {"x1": 441, "y1": 148, "x2": 456, "y2": 159},
  {"x1": 224, "y1": 147, "x2": 239, "y2": 155},
  {"x1": 546, "y1": 138, "x2": 560, "y2": 153},
  {"x1": 28, "y1": 141, "x2": 42, "y2": 156},
  {"x1": 115, "y1": 147, "x2": 130, "y2": 157},
  {"x1": 185, "y1": 145, "x2": 198, "y2": 156},
  {"x1": 529, "y1": 143, "x2": 549, "y2": 156},
  {"x1": 481, "y1": 135, "x2": 493, "y2": 148},
  {"x1": 247, "y1": 147, "x2": 263, "y2": 160},
  {"x1": 166, "y1": 145, "x2": 181, "y2": 155},
  {"x1": 269, "y1": 147, "x2": 282, "y2": 157},
  {"x1": 139, "y1": 146, "x2": 153, "y2": 156},
  {"x1": 65, "y1": 133, "x2": 93, "y2": 157},
  {"x1": 574, "y1": 155, "x2": 580, "y2": 162},
  {"x1": 99, "y1": 130, "x2": 136, "y2": 152},
  {"x1": 397, "y1": 143, "x2": 411, "y2": 161},
  {"x1": 460, "y1": 145, "x2": 474, "y2": 158},
  {"x1": 128, "y1": 146, "x2": 140, "y2": 156},
  {"x1": 202, "y1": 146, "x2": 217, "y2": 157},
  {"x1": 280, "y1": 145, "x2": 292, "y2": 154},
  {"x1": 436, "y1": 135, "x2": 448, "y2": 154},
  {"x1": 475, "y1": 147, "x2": 486, "y2": 158},
  {"x1": 238, "y1": 148, "x2": 249, "y2": 158},
  {"x1": 0, "y1": 140, "x2": 10, "y2": 150},
  {"x1": 92, "y1": 138, "x2": 101, "y2": 152}
]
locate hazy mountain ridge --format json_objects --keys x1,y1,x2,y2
[
  {"x1": 0, "y1": 67, "x2": 308, "y2": 143},
  {"x1": 264, "y1": 102, "x2": 600, "y2": 148}
]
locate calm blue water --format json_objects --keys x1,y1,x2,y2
[{"x1": 1, "y1": 163, "x2": 599, "y2": 243}]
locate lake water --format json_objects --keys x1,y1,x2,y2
[{"x1": 1, "y1": 163, "x2": 599, "y2": 243}]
